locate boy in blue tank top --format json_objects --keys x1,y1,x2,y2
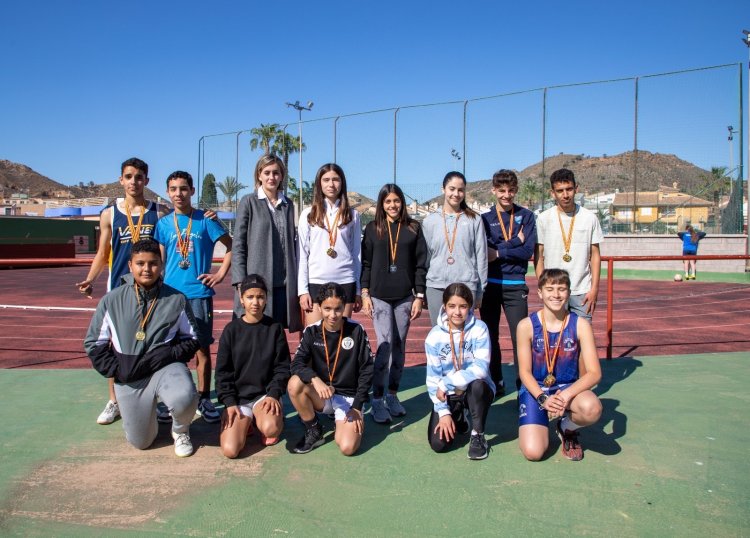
[
  {"x1": 516, "y1": 268, "x2": 602, "y2": 461},
  {"x1": 76, "y1": 158, "x2": 166, "y2": 425},
  {"x1": 155, "y1": 171, "x2": 232, "y2": 423}
]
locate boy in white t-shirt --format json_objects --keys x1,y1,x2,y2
[{"x1": 534, "y1": 169, "x2": 603, "y2": 320}]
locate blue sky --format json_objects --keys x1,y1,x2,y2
[{"x1": 2, "y1": 1, "x2": 748, "y2": 202}]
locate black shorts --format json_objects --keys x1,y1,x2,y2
[{"x1": 308, "y1": 282, "x2": 358, "y2": 305}]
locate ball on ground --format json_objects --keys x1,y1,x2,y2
[{"x1": 674, "y1": 274, "x2": 683, "y2": 282}]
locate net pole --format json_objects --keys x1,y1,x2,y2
[{"x1": 606, "y1": 258, "x2": 614, "y2": 360}]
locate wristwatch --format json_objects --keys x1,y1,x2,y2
[{"x1": 536, "y1": 393, "x2": 548, "y2": 406}]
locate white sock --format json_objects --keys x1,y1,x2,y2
[
  {"x1": 471, "y1": 429, "x2": 478, "y2": 436},
  {"x1": 560, "y1": 415, "x2": 582, "y2": 432}
]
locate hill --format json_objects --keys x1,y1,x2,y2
[
  {"x1": 0, "y1": 160, "x2": 164, "y2": 202},
  {"x1": 429, "y1": 150, "x2": 711, "y2": 205}
]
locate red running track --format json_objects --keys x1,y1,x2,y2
[{"x1": 1, "y1": 266, "x2": 749, "y2": 370}]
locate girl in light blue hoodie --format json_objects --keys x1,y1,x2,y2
[{"x1": 425, "y1": 283, "x2": 495, "y2": 460}]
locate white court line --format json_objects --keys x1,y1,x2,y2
[
  {"x1": 0, "y1": 304, "x2": 233, "y2": 314},
  {"x1": 612, "y1": 320, "x2": 750, "y2": 334}
]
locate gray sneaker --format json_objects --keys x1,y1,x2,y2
[
  {"x1": 370, "y1": 398, "x2": 392, "y2": 424},
  {"x1": 385, "y1": 393, "x2": 406, "y2": 417},
  {"x1": 172, "y1": 431, "x2": 194, "y2": 457},
  {"x1": 97, "y1": 400, "x2": 120, "y2": 425}
]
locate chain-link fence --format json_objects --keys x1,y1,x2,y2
[{"x1": 199, "y1": 63, "x2": 745, "y2": 235}]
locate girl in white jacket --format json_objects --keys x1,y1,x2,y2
[{"x1": 425, "y1": 283, "x2": 495, "y2": 460}]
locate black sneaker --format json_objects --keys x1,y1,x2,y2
[
  {"x1": 293, "y1": 422, "x2": 324, "y2": 454},
  {"x1": 495, "y1": 380, "x2": 506, "y2": 399},
  {"x1": 467, "y1": 433, "x2": 489, "y2": 460}
]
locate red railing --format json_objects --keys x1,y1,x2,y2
[{"x1": 602, "y1": 255, "x2": 750, "y2": 359}]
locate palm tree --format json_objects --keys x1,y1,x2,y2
[
  {"x1": 249, "y1": 123, "x2": 281, "y2": 154},
  {"x1": 217, "y1": 176, "x2": 248, "y2": 212},
  {"x1": 518, "y1": 178, "x2": 545, "y2": 210},
  {"x1": 272, "y1": 131, "x2": 306, "y2": 191},
  {"x1": 286, "y1": 176, "x2": 313, "y2": 207}
]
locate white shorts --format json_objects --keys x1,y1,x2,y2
[
  {"x1": 238, "y1": 395, "x2": 267, "y2": 420},
  {"x1": 320, "y1": 394, "x2": 355, "y2": 422}
]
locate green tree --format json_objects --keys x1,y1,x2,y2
[
  {"x1": 199, "y1": 173, "x2": 218, "y2": 207},
  {"x1": 518, "y1": 178, "x2": 545, "y2": 209},
  {"x1": 217, "y1": 176, "x2": 248, "y2": 211},
  {"x1": 272, "y1": 131, "x2": 306, "y2": 191},
  {"x1": 286, "y1": 176, "x2": 313, "y2": 207},
  {"x1": 250, "y1": 123, "x2": 281, "y2": 155}
]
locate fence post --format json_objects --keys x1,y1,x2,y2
[{"x1": 606, "y1": 257, "x2": 614, "y2": 359}]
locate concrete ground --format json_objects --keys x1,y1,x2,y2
[{"x1": 1, "y1": 353, "x2": 748, "y2": 537}]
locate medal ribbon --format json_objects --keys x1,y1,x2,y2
[
  {"x1": 495, "y1": 204, "x2": 514, "y2": 242},
  {"x1": 173, "y1": 210, "x2": 193, "y2": 261},
  {"x1": 324, "y1": 211, "x2": 341, "y2": 251},
  {"x1": 387, "y1": 219, "x2": 401, "y2": 265},
  {"x1": 134, "y1": 284, "x2": 159, "y2": 337},
  {"x1": 449, "y1": 325, "x2": 465, "y2": 371},
  {"x1": 442, "y1": 212, "x2": 462, "y2": 259},
  {"x1": 541, "y1": 312, "x2": 568, "y2": 381},
  {"x1": 125, "y1": 203, "x2": 146, "y2": 243},
  {"x1": 322, "y1": 325, "x2": 344, "y2": 385},
  {"x1": 556, "y1": 209, "x2": 575, "y2": 260}
]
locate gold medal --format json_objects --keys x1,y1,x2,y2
[
  {"x1": 124, "y1": 202, "x2": 146, "y2": 243},
  {"x1": 134, "y1": 284, "x2": 159, "y2": 344},
  {"x1": 541, "y1": 311, "x2": 568, "y2": 390},
  {"x1": 174, "y1": 210, "x2": 193, "y2": 270},
  {"x1": 324, "y1": 210, "x2": 341, "y2": 259},
  {"x1": 557, "y1": 208, "x2": 576, "y2": 266}
]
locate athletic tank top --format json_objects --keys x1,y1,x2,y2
[
  {"x1": 108, "y1": 199, "x2": 158, "y2": 290},
  {"x1": 530, "y1": 311, "x2": 580, "y2": 385}
]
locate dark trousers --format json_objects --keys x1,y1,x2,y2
[
  {"x1": 427, "y1": 380, "x2": 493, "y2": 453},
  {"x1": 479, "y1": 282, "x2": 528, "y2": 386}
]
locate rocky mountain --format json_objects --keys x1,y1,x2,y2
[
  {"x1": 429, "y1": 150, "x2": 711, "y2": 205},
  {"x1": 0, "y1": 160, "x2": 163, "y2": 201}
]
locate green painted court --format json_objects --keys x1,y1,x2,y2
[{"x1": 1, "y1": 353, "x2": 748, "y2": 537}]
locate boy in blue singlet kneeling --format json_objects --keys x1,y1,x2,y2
[{"x1": 516, "y1": 268, "x2": 602, "y2": 461}]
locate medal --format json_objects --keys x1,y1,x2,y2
[
  {"x1": 322, "y1": 324, "x2": 344, "y2": 387},
  {"x1": 495, "y1": 204, "x2": 514, "y2": 242},
  {"x1": 557, "y1": 208, "x2": 576, "y2": 266},
  {"x1": 124, "y1": 202, "x2": 146, "y2": 243},
  {"x1": 442, "y1": 211, "x2": 462, "y2": 268},
  {"x1": 324, "y1": 210, "x2": 341, "y2": 260},
  {"x1": 134, "y1": 283, "x2": 159, "y2": 344},
  {"x1": 540, "y1": 311, "x2": 568, "y2": 389},
  {"x1": 449, "y1": 322, "x2": 465, "y2": 372},
  {"x1": 387, "y1": 218, "x2": 401, "y2": 273},
  {"x1": 174, "y1": 210, "x2": 193, "y2": 270}
]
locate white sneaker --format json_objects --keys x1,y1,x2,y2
[
  {"x1": 370, "y1": 398, "x2": 392, "y2": 424},
  {"x1": 172, "y1": 431, "x2": 194, "y2": 457},
  {"x1": 97, "y1": 400, "x2": 120, "y2": 425},
  {"x1": 385, "y1": 393, "x2": 407, "y2": 417}
]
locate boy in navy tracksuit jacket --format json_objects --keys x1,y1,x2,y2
[{"x1": 479, "y1": 170, "x2": 536, "y2": 393}]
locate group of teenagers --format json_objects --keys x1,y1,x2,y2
[{"x1": 80, "y1": 154, "x2": 604, "y2": 463}]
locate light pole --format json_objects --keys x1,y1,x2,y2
[
  {"x1": 742, "y1": 30, "x2": 749, "y2": 269},
  {"x1": 286, "y1": 100, "x2": 314, "y2": 218}
]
